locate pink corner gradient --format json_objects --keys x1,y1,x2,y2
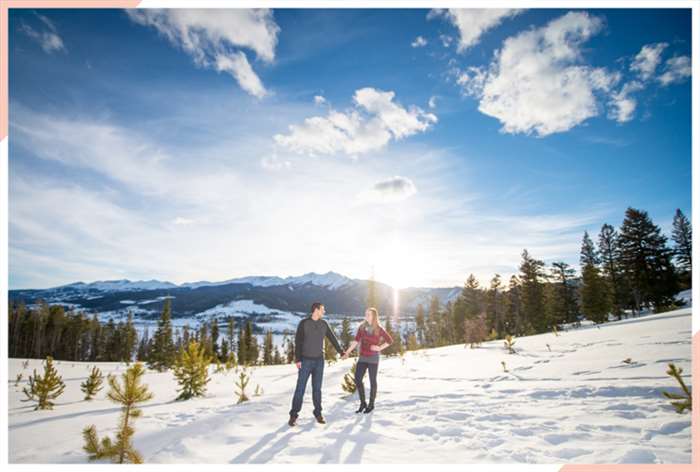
[
  {"x1": 561, "y1": 329, "x2": 698, "y2": 471},
  {"x1": 0, "y1": 0, "x2": 142, "y2": 141}
]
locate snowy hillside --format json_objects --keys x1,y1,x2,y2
[{"x1": 8, "y1": 308, "x2": 692, "y2": 464}]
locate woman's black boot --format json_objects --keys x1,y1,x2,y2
[
  {"x1": 355, "y1": 402, "x2": 367, "y2": 413},
  {"x1": 363, "y1": 402, "x2": 374, "y2": 414}
]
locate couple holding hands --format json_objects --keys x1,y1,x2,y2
[{"x1": 288, "y1": 302, "x2": 393, "y2": 427}]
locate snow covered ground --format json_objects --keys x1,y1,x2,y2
[{"x1": 8, "y1": 308, "x2": 692, "y2": 464}]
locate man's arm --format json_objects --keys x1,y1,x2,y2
[
  {"x1": 294, "y1": 319, "x2": 305, "y2": 363},
  {"x1": 324, "y1": 321, "x2": 343, "y2": 354}
]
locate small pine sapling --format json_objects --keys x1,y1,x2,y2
[
  {"x1": 14, "y1": 373, "x2": 23, "y2": 387},
  {"x1": 82, "y1": 363, "x2": 153, "y2": 463},
  {"x1": 173, "y1": 340, "x2": 211, "y2": 401},
  {"x1": 81, "y1": 366, "x2": 104, "y2": 400},
  {"x1": 235, "y1": 369, "x2": 250, "y2": 404},
  {"x1": 503, "y1": 335, "x2": 516, "y2": 354},
  {"x1": 254, "y1": 384, "x2": 263, "y2": 396},
  {"x1": 341, "y1": 361, "x2": 357, "y2": 394},
  {"x1": 662, "y1": 363, "x2": 691, "y2": 414},
  {"x1": 22, "y1": 356, "x2": 66, "y2": 410}
]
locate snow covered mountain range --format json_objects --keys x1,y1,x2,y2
[{"x1": 9, "y1": 272, "x2": 461, "y2": 334}]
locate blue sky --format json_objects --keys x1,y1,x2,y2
[{"x1": 9, "y1": 8, "x2": 692, "y2": 290}]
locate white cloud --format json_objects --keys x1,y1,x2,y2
[
  {"x1": 274, "y1": 88, "x2": 437, "y2": 156},
  {"x1": 19, "y1": 16, "x2": 66, "y2": 54},
  {"x1": 359, "y1": 176, "x2": 417, "y2": 204},
  {"x1": 214, "y1": 51, "x2": 267, "y2": 98},
  {"x1": 658, "y1": 55, "x2": 691, "y2": 86},
  {"x1": 630, "y1": 42, "x2": 668, "y2": 80},
  {"x1": 608, "y1": 80, "x2": 643, "y2": 123},
  {"x1": 173, "y1": 217, "x2": 195, "y2": 225},
  {"x1": 313, "y1": 95, "x2": 327, "y2": 106},
  {"x1": 459, "y1": 11, "x2": 621, "y2": 136},
  {"x1": 260, "y1": 154, "x2": 291, "y2": 171},
  {"x1": 411, "y1": 36, "x2": 428, "y2": 48},
  {"x1": 126, "y1": 9, "x2": 279, "y2": 98},
  {"x1": 428, "y1": 96, "x2": 438, "y2": 109},
  {"x1": 428, "y1": 9, "x2": 523, "y2": 52}
]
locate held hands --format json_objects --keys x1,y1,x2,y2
[{"x1": 341, "y1": 352, "x2": 349, "y2": 360}]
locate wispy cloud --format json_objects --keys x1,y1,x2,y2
[
  {"x1": 358, "y1": 176, "x2": 417, "y2": 204},
  {"x1": 411, "y1": 35, "x2": 427, "y2": 48},
  {"x1": 19, "y1": 13, "x2": 66, "y2": 54},
  {"x1": 428, "y1": 9, "x2": 522, "y2": 52},
  {"x1": 274, "y1": 87, "x2": 437, "y2": 156},
  {"x1": 125, "y1": 9, "x2": 279, "y2": 98}
]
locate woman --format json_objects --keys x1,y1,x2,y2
[{"x1": 341, "y1": 307, "x2": 393, "y2": 413}]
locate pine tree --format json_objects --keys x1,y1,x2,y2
[
  {"x1": 22, "y1": 356, "x2": 66, "y2": 410},
  {"x1": 504, "y1": 275, "x2": 521, "y2": 336},
  {"x1": 272, "y1": 346, "x2": 283, "y2": 365},
  {"x1": 414, "y1": 304, "x2": 426, "y2": 347},
  {"x1": 136, "y1": 328, "x2": 149, "y2": 362},
  {"x1": 123, "y1": 312, "x2": 137, "y2": 363},
  {"x1": 340, "y1": 317, "x2": 353, "y2": 353},
  {"x1": 662, "y1": 363, "x2": 692, "y2": 413},
  {"x1": 284, "y1": 335, "x2": 295, "y2": 364},
  {"x1": 148, "y1": 300, "x2": 175, "y2": 372},
  {"x1": 341, "y1": 361, "x2": 357, "y2": 394},
  {"x1": 237, "y1": 325, "x2": 248, "y2": 366},
  {"x1": 383, "y1": 317, "x2": 402, "y2": 356},
  {"x1": 519, "y1": 250, "x2": 547, "y2": 333},
  {"x1": 210, "y1": 321, "x2": 220, "y2": 361},
  {"x1": 546, "y1": 262, "x2": 578, "y2": 327},
  {"x1": 619, "y1": 208, "x2": 678, "y2": 312},
  {"x1": 452, "y1": 274, "x2": 482, "y2": 344},
  {"x1": 173, "y1": 340, "x2": 211, "y2": 400},
  {"x1": 81, "y1": 366, "x2": 104, "y2": 401},
  {"x1": 672, "y1": 209, "x2": 692, "y2": 289},
  {"x1": 235, "y1": 369, "x2": 250, "y2": 404},
  {"x1": 82, "y1": 363, "x2": 153, "y2": 463},
  {"x1": 464, "y1": 314, "x2": 488, "y2": 348},
  {"x1": 225, "y1": 317, "x2": 236, "y2": 359},
  {"x1": 598, "y1": 223, "x2": 627, "y2": 318},
  {"x1": 263, "y1": 330, "x2": 274, "y2": 365},
  {"x1": 324, "y1": 336, "x2": 338, "y2": 363},
  {"x1": 503, "y1": 335, "x2": 516, "y2": 354},
  {"x1": 580, "y1": 232, "x2": 612, "y2": 324},
  {"x1": 485, "y1": 274, "x2": 505, "y2": 338}
]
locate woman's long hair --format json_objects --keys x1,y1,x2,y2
[{"x1": 363, "y1": 307, "x2": 381, "y2": 335}]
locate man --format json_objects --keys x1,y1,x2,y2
[{"x1": 288, "y1": 302, "x2": 343, "y2": 426}]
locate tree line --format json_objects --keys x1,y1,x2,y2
[{"x1": 9, "y1": 206, "x2": 691, "y2": 362}]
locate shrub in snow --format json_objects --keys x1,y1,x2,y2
[
  {"x1": 22, "y1": 356, "x2": 66, "y2": 410},
  {"x1": 22, "y1": 360, "x2": 29, "y2": 370},
  {"x1": 225, "y1": 352, "x2": 237, "y2": 371},
  {"x1": 546, "y1": 343, "x2": 551, "y2": 352},
  {"x1": 341, "y1": 361, "x2": 357, "y2": 394},
  {"x1": 501, "y1": 361, "x2": 508, "y2": 373},
  {"x1": 464, "y1": 314, "x2": 488, "y2": 348},
  {"x1": 552, "y1": 325, "x2": 560, "y2": 337},
  {"x1": 254, "y1": 384, "x2": 263, "y2": 396},
  {"x1": 81, "y1": 366, "x2": 104, "y2": 401},
  {"x1": 503, "y1": 335, "x2": 516, "y2": 354},
  {"x1": 235, "y1": 369, "x2": 251, "y2": 404},
  {"x1": 662, "y1": 363, "x2": 691, "y2": 414},
  {"x1": 622, "y1": 358, "x2": 633, "y2": 365},
  {"x1": 14, "y1": 373, "x2": 23, "y2": 387},
  {"x1": 173, "y1": 340, "x2": 211, "y2": 401},
  {"x1": 82, "y1": 362, "x2": 153, "y2": 464}
]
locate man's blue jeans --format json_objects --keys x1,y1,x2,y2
[{"x1": 289, "y1": 357, "x2": 324, "y2": 417}]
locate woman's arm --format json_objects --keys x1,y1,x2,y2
[
  {"x1": 342, "y1": 340, "x2": 359, "y2": 358},
  {"x1": 370, "y1": 327, "x2": 393, "y2": 352}
]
